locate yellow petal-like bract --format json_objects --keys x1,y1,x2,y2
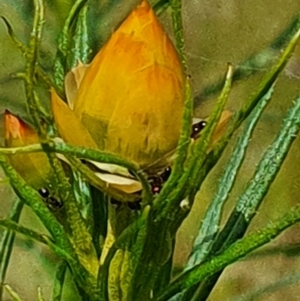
[
  {"x1": 73, "y1": 0, "x2": 185, "y2": 167},
  {"x1": 51, "y1": 88, "x2": 98, "y2": 149}
]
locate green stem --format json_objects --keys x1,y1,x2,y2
[
  {"x1": 0, "y1": 156, "x2": 80, "y2": 269},
  {"x1": 0, "y1": 219, "x2": 49, "y2": 245},
  {"x1": 0, "y1": 16, "x2": 53, "y2": 89},
  {"x1": 46, "y1": 152, "x2": 94, "y2": 254},
  {"x1": 0, "y1": 141, "x2": 151, "y2": 203},
  {"x1": 0, "y1": 141, "x2": 138, "y2": 172},
  {"x1": 157, "y1": 64, "x2": 233, "y2": 219},
  {"x1": 52, "y1": 141, "x2": 139, "y2": 172},
  {"x1": 155, "y1": 80, "x2": 193, "y2": 208},
  {"x1": 25, "y1": 0, "x2": 46, "y2": 135}
]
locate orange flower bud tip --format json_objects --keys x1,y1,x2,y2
[{"x1": 4, "y1": 110, "x2": 26, "y2": 140}]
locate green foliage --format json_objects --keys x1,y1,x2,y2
[{"x1": 0, "y1": 1, "x2": 300, "y2": 301}]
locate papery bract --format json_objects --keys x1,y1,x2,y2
[{"x1": 51, "y1": 89, "x2": 98, "y2": 149}]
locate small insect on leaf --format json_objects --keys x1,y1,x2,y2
[
  {"x1": 38, "y1": 187, "x2": 63, "y2": 210},
  {"x1": 191, "y1": 119, "x2": 207, "y2": 140}
]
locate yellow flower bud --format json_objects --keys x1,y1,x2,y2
[
  {"x1": 4, "y1": 111, "x2": 51, "y2": 189},
  {"x1": 53, "y1": 0, "x2": 185, "y2": 169}
]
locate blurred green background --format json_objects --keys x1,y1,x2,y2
[{"x1": 1, "y1": 0, "x2": 300, "y2": 300}]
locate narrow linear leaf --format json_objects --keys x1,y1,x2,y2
[
  {"x1": 155, "y1": 202, "x2": 300, "y2": 301},
  {"x1": 155, "y1": 0, "x2": 193, "y2": 206},
  {"x1": 188, "y1": 64, "x2": 234, "y2": 198},
  {"x1": 45, "y1": 153, "x2": 98, "y2": 278},
  {"x1": 172, "y1": 24, "x2": 300, "y2": 234},
  {"x1": 188, "y1": 93, "x2": 300, "y2": 300},
  {"x1": 203, "y1": 26, "x2": 300, "y2": 173},
  {"x1": 155, "y1": 79, "x2": 193, "y2": 208},
  {"x1": 0, "y1": 199, "x2": 23, "y2": 301},
  {"x1": 236, "y1": 98, "x2": 300, "y2": 219},
  {"x1": 44, "y1": 236, "x2": 99, "y2": 300},
  {"x1": 157, "y1": 64, "x2": 233, "y2": 223},
  {"x1": 0, "y1": 156, "x2": 76, "y2": 261},
  {"x1": 150, "y1": 67, "x2": 234, "y2": 293},
  {"x1": 154, "y1": 0, "x2": 170, "y2": 15},
  {"x1": 58, "y1": 0, "x2": 89, "y2": 57},
  {"x1": 25, "y1": 0, "x2": 47, "y2": 134},
  {"x1": 0, "y1": 219, "x2": 49, "y2": 246},
  {"x1": 218, "y1": 91, "x2": 300, "y2": 253},
  {"x1": 54, "y1": 0, "x2": 88, "y2": 92},
  {"x1": 186, "y1": 86, "x2": 274, "y2": 270},
  {"x1": 170, "y1": 0, "x2": 187, "y2": 70},
  {"x1": 126, "y1": 206, "x2": 150, "y2": 300},
  {"x1": 69, "y1": 4, "x2": 91, "y2": 67},
  {"x1": 153, "y1": 240, "x2": 175, "y2": 296},
  {"x1": 97, "y1": 214, "x2": 147, "y2": 301},
  {"x1": 52, "y1": 261, "x2": 67, "y2": 301}
]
